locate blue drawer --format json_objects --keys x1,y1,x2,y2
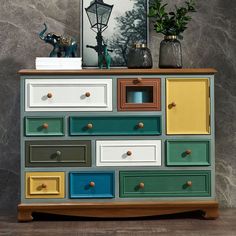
[{"x1": 69, "y1": 172, "x2": 115, "y2": 199}]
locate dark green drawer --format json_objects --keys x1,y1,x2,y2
[
  {"x1": 25, "y1": 117, "x2": 64, "y2": 136},
  {"x1": 120, "y1": 171, "x2": 211, "y2": 198},
  {"x1": 166, "y1": 140, "x2": 210, "y2": 166},
  {"x1": 25, "y1": 140, "x2": 91, "y2": 167},
  {"x1": 69, "y1": 116, "x2": 161, "y2": 136}
]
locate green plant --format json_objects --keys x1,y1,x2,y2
[{"x1": 148, "y1": 0, "x2": 196, "y2": 39}]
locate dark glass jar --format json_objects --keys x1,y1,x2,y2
[
  {"x1": 159, "y1": 35, "x2": 182, "y2": 68},
  {"x1": 127, "y1": 44, "x2": 153, "y2": 69}
]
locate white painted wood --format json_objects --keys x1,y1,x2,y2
[
  {"x1": 25, "y1": 79, "x2": 112, "y2": 111},
  {"x1": 96, "y1": 140, "x2": 161, "y2": 166}
]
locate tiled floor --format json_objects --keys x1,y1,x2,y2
[{"x1": 0, "y1": 209, "x2": 235, "y2": 236}]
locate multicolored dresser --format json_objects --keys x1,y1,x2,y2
[{"x1": 18, "y1": 69, "x2": 219, "y2": 221}]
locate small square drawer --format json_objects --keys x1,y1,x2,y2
[
  {"x1": 120, "y1": 171, "x2": 211, "y2": 198},
  {"x1": 70, "y1": 116, "x2": 161, "y2": 136},
  {"x1": 25, "y1": 172, "x2": 65, "y2": 199},
  {"x1": 69, "y1": 172, "x2": 114, "y2": 199},
  {"x1": 166, "y1": 140, "x2": 210, "y2": 166},
  {"x1": 25, "y1": 79, "x2": 112, "y2": 111},
  {"x1": 96, "y1": 140, "x2": 161, "y2": 166},
  {"x1": 118, "y1": 78, "x2": 161, "y2": 111},
  {"x1": 25, "y1": 117, "x2": 64, "y2": 136},
  {"x1": 25, "y1": 140, "x2": 91, "y2": 167}
]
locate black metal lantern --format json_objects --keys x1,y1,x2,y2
[{"x1": 85, "y1": 0, "x2": 113, "y2": 61}]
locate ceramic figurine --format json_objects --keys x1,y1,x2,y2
[
  {"x1": 98, "y1": 45, "x2": 111, "y2": 69},
  {"x1": 39, "y1": 23, "x2": 78, "y2": 57}
]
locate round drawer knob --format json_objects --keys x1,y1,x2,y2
[
  {"x1": 127, "y1": 151, "x2": 132, "y2": 156},
  {"x1": 41, "y1": 184, "x2": 47, "y2": 188},
  {"x1": 138, "y1": 122, "x2": 144, "y2": 129},
  {"x1": 42, "y1": 123, "x2": 49, "y2": 129},
  {"x1": 85, "y1": 92, "x2": 91, "y2": 97},
  {"x1": 56, "y1": 151, "x2": 61, "y2": 156},
  {"x1": 47, "y1": 93, "x2": 53, "y2": 98},
  {"x1": 87, "y1": 123, "x2": 93, "y2": 129},
  {"x1": 186, "y1": 181, "x2": 192, "y2": 187},
  {"x1": 185, "y1": 149, "x2": 192, "y2": 155},
  {"x1": 171, "y1": 102, "x2": 176, "y2": 107},
  {"x1": 89, "y1": 181, "x2": 95, "y2": 187},
  {"x1": 139, "y1": 182, "x2": 145, "y2": 189}
]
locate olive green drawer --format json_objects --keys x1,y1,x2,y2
[
  {"x1": 69, "y1": 116, "x2": 161, "y2": 136},
  {"x1": 25, "y1": 117, "x2": 64, "y2": 136},
  {"x1": 25, "y1": 140, "x2": 91, "y2": 167},
  {"x1": 120, "y1": 171, "x2": 211, "y2": 198},
  {"x1": 166, "y1": 140, "x2": 210, "y2": 166}
]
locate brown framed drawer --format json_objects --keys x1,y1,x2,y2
[
  {"x1": 118, "y1": 78, "x2": 161, "y2": 111},
  {"x1": 25, "y1": 172, "x2": 65, "y2": 199},
  {"x1": 25, "y1": 140, "x2": 91, "y2": 167}
]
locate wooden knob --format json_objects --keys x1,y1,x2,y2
[
  {"x1": 47, "y1": 93, "x2": 53, "y2": 98},
  {"x1": 171, "y1": 102, "x2": 176, "y2": 107},
  {"x1": 136, "y1": 78, "x2": 142, "y2": 83},
  {"x1": 41, "y1": 184, "x2": 47, "y2": 188},
  {"x1": 89, "y1": 181, "x2": 95, "y2": 187},
  {"x1": 42, "y1": 123, "x2": 49, "y2": 129},
  {"x1": 85, "y1": 92, "x2": 91, "y2": 97},
  {"x1": 139, "y1": 182, "x2": 145, "y2": 189},
  {"x1": 127, "y1": 151, "x2": 132, "y2": 156},
  {"x1": 186, "y1": 181, "x2": 192, "y2": 187},
  {"x1": 138, "y1": 122, "x2": 144, "y2": 129},
  {"x1": 185, "y1": 149, "x2": 192, "y2": 155},
  {"x1": 56, "y1": 151, "x2": 61, "y2": 156},
  {"x1": 87, "y1": 123, "x2": 93, "y2": 129}
]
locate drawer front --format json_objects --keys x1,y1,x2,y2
[
  {"x1": 25, "y1": 172, "x2": 65, "y2": 199},
  {"x1": 25, "y1": 117, "x2": 64, "y2": 136},
  {"x1": 69, "y1": 172, "x2": 114, "y2": 198},
  {"x1": 25, "y1": 79, "x2": 112, "y2": 111},
  {"x1": 96, "y1": 140, "x2": 161, "y2": 166},
  {"x1": 166, "y1": 140, "x2": 210, "y2": 166},
  {"x1": 70, "y1": 116, "x2": 161, "y2": 136},
  {"x1": 120, "y1": 171, "x2": 211, "y2": 198},
  {"x1": 25, "y1": 140, "x2": 91, "y2": 167}
]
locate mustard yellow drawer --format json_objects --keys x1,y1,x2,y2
[{"x1": 25, "y1": 172, "x2": 65, "y2": 199}]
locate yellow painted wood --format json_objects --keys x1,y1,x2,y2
[
  {"x1": 25, "y1": 172, "x2": 65, "y2": 199},
  {"x1": 166, "y1": 78, "x2": 210, "y2": 134}
]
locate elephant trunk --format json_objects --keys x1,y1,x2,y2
[{"x1": 39, "y1": 23, "x2": 48, "y2": 40}]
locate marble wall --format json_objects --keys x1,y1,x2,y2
[{"x1": 0, "y1": 0, "x2": 235, "y2": 213}]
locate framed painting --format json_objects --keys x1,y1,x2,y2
[{"x1": 80, "y1": 0, "x2": 149, "y2": 68}]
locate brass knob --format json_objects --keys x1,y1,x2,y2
[
  {"x1": 138, "y1": 122, "x2": 144, "y2": 129},
  {"x1": 186, "y1": 181, "x2": 192, "y2": 187},
  {"x1": 87, "y1": 123, "x2": 93, "y2": 129},
  {"x1": 89, "y1": 181, "x2": 95, "y2": 187},
  {"x1": 41, "y1": 184, "x2": 47, "y2": 188},
  {"x1": 185, "y1": 149, "x2": 192, "y2": 155},
  {"x1": 127, "y1": 151, "x2": 132, "y2": 156},
  {"x1": 136, "y1": 78, "x2": 142, "y2": 83},
  {"x1": 139, "y1": 182, "x2": 145, "y2": 189},
  {"x1": 42, "y1": 123, "x2": 49, "y2": 129},
  {"x1": 85, "y1": 92, "x2": 91, "y2": 97},
  {"x1": 47, "y1": 93, "x2": 53, "y2": 98},
  {"x1": 56, "y1": 151, "x2": 61, "y2": 156},
  {"x1": 171, "y1": 102, "x2": 176, "y2": 107}
]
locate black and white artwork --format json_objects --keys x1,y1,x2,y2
[{"x1": 81, "y1": 0, "x2": 148, "y2": 67}]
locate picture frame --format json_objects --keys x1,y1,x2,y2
[{"x1": 80, "y1": 0, "x2": 149, "y2": 68}]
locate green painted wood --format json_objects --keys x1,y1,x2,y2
[
  {"x1": 25, "y1": 117, "x2": 64, "y2": 136},
  {"x1": 166, "y1": 140, "x2": 210, "y2": 166},
  {"x1": 25, "y1": 140, "x2": 91, "y2": 167},
  {"x1": 69, "y1": 116, "x2": 161, "y2": 136},
  {"x1": 120, "y1": 170, "x2": 211, "y2": 198}
]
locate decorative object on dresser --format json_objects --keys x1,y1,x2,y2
[
  {"x1": 18, "y1": 68, "x2": 219, "y2": 222},
  {"x1": 148, "y1": 0, "x2": 196, "y2": 68}
]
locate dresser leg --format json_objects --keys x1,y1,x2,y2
[
  {"x1": 202, "y1": 207, "x2": 219, "y2": 220},
  {"x1": 18, "y1": 208, "x2": 33, "y2": 222}
]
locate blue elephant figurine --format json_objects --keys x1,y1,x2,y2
[
  {"x1": 39, "y1": 23, "x2": 78, "y2": 57},
  {"x1": 98, "y1": 45, "x2": 111, "y2": 69}
]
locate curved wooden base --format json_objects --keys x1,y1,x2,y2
[{"x1": 18, "y1": 200, "x2": 219, "y2": 222}]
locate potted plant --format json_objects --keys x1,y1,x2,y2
[{"x1": 148, "y1": 0, "x2": 196, "y2": 68}]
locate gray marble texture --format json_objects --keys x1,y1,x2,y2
[{"x1": 0, "y1": 0, "x2": 235, "y2": 213}]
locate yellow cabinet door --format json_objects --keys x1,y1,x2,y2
[
  {"x1": 25, "y1": 172, "x2": 65, "y2": 199},
  {"x1": 166, "y1": 78, "x2": 210, "y2": 134}
]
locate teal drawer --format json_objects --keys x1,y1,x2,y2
[
  {"x1": 25, "y1": 117, "x2": 64, "y2": 136},
  {"x1": 166, "y1": 140, "x2": 210, "y2": 166},
  {"x1": 69, "y1": 116, "x2": 161, "y2": 136}
]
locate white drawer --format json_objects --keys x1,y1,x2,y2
[
  {"x1": 25, "y1": 79, "x2": 112, "y2": 111},
  {"x1": 96, "y1": 140, "x2": 161, "y2": 166}
]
